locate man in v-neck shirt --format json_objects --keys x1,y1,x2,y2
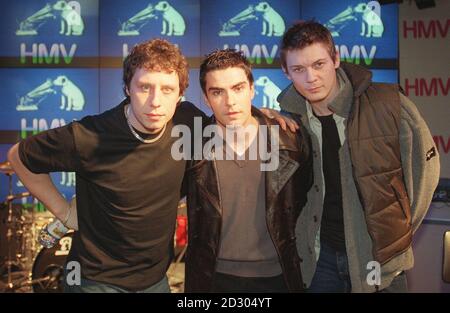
[{"x1": 184, "y1": 49, "x2": 313, "y2": 293}]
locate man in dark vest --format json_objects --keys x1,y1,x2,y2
[{"x1": 277, "y1": 21, "x2": 440, "y2": 292}]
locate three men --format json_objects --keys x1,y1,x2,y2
[{"x1": 8, "y1": 17, "x2": 438, "y2": 294}]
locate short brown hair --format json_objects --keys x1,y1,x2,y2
[
  {"x1": 199, "y1": 49, "x2": 254, "y2": 94},
  {"x1": 123, "y1": 38, "x2": 189, "y2": 99},
  {"x1": 280, "y1": 21, "x2": 337, "y2": 70}
]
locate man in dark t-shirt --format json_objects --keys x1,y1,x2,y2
[{"x1": 7, "y1": 39, "x2": 205, "y2": 292}]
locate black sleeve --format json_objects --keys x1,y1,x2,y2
[
  {"x1": 18, "y1": 123, "x2": 80, "y2": 174},
  {"x1": 180, "y1": 162, "x2": 189, "y2": 198},
  {"x1": 172, "y1": 101, "x2": 208, "y2": 126},
  {"x1": 297, "y1": 118, "x2": 314, "y2": 199},
  {"x1": 287, "y1": 111, "x2": 313, "y2": 202},
  {"x1": 280, "y1": 109, "x2": 294, "y2": 118}
]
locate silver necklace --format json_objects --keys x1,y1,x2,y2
[{"x1": 125, "y1": 105, "x2": 166, "y2": 144}]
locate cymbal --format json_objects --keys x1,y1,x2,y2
[{"x1": 0, "y1": 161, "x2": 14, "y2": 175}]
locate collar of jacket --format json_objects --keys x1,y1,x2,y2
[
  {"x1": 188, "y1": 106, "x2": 300, "y2": 188},
  {"x1": 278, "y1": 62, "x2": 372, "y2": 119},
  {"x1": 188, "y1": 106, "x2": 301, "y2": 198}
]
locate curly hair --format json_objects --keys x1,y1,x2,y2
[{"x1": 123, "y1": 38, "x2": 189, "y2": 98}]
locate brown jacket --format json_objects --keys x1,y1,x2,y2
[{"x1": 346, "y1": 75, "x2": 412, "y2": 264}]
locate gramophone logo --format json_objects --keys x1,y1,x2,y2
[
  {"x1": 325, "y1": 1, "x2": 384, "y2": 38},
  {"x1": 17, "y1": 75, "x2": 85, "y2": 112},
  {"x1": 219, "y1": 2, "x2": 285, "y2": 37},
  {"x1": 16, "y1": 0, "x2": 84, "y2": 36},
  {"x1": 255, "y1": 76, "x2": 281, "y2": 111},
  {"x1": 118, "y1": 1, "x2": 186, "y2": 36}
]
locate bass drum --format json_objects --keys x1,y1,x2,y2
[{"x1": 32, "y1": 232, "x2": 74, "y2": 293}]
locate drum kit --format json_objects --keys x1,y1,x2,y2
[{"x1": 0, "y1": 161, "x2": 69, "y2": 293}]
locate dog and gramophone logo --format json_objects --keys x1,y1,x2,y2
[
  {"x1": 100, "y1": 0, "x2": 199, "y2": 58},
  {"x1": 324, "y1": 1, "x2": 384, "y2": 39},
  {"x1": 253, "y1": 70, "x2": 290, "y2": 111},
  {"x1": 117, "y1": 1, "x2": 186, "y2": 37},
  {"x1": 302, "y1": 0, "x2": 398, "y2": 66},
  {"x1": 15, "y1": 0, "x2": 85, "y2": 37},
  {"x1": 0, "y1": 69, "x2": 97, "y2": 140},
  {"x1": 201, "y1": 0, "x2": 300, "y2": 65},
  {"x1": 16, "y1": 74, "x2": 85, "y2": 112},
  {"x1": 1, "y1": 0, "x2": 98, "y2": 65}
]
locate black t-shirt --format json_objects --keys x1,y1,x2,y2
[
  {"x1": 315, "y1": 113, "x2": 346, "y2": 252},
  {"x1": 19, "y1": 100, "x2": 205, "y2": 291}
]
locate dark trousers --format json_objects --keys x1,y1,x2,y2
[
  {"x1": 308, "y1": 242, "x2": 408, "y2": 293},
  {"x1": 211, "y1": 272, "x2": 289, "y2": 293},
  {"x1": 308, "y1": 242, "x2": 352, "y2": 293}
]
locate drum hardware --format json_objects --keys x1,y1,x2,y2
[
  {"x1": 0, "y1": 228, "x2": 71, "y2": 293},
  {"x1": 1, "y1": 162, "x2": 23, "y2": 292},
  {"x1": 10, "y1": 269, "x2": 61, "y2": 292},
  {"x1": 31, "y1": 232, "x2": 73, "y2": 293},
  {"x1": 1, "y1": 160, "x2": 71, "y2": 293},
  {"x1": 0, "y1": 161, "x2": 42, "y2": 292},
  {"x1": 1, "y1": 189, "x2": 32, "y2": 292},
  {"x1": 6, "y1": 192, "x2": 31, "y2": 202},
  {"x1": 0, "y1": 161, "x2": 15, "y2": 176},
  {"x1": 0, "y1": 208, "x2": 70, "y2": 293}
]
